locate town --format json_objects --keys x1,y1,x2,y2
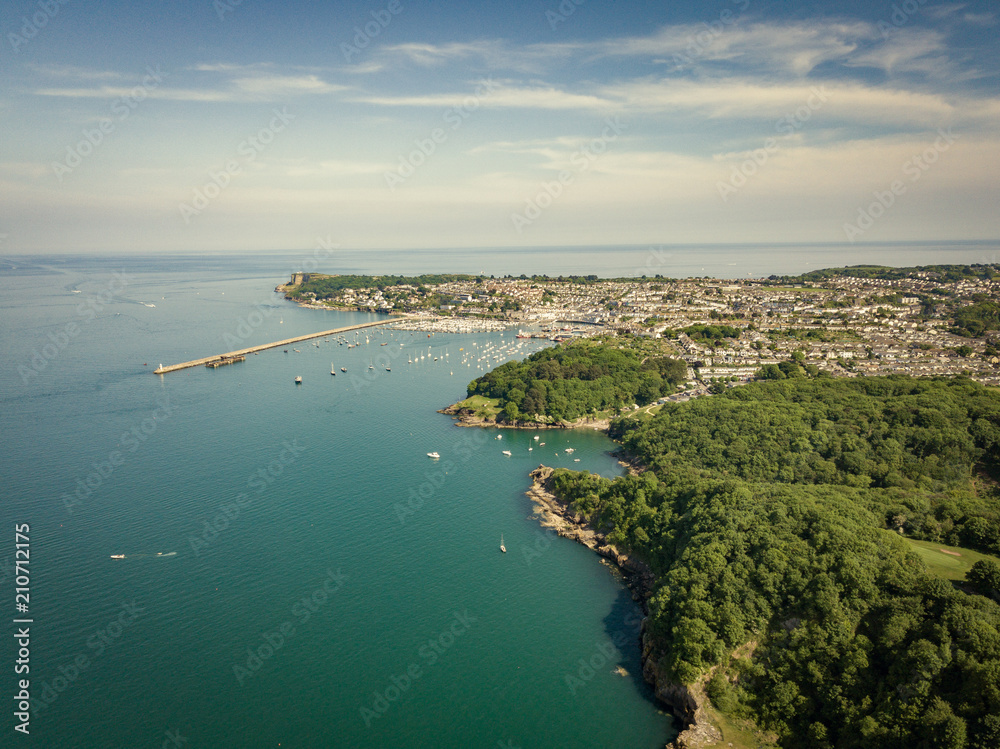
[{"x1": 281, "y1": 264, "x2": 1000, "y2": 388}]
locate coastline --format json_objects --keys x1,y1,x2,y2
[
  {"x1": 526, "y1": 465, "x2": 723, "y2": 749},
  {"x1": 438, "y1": 402, "x2": 612, "y2": 431}
]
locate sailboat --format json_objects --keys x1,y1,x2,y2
[
  {"x1": 500, "y1": 535, "x2": 506, "y2": 553},
  {"x1": 330, "y1": 363, "x2": 336, "y2": 376}
]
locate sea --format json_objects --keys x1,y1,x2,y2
[{"x1": 1, "y1": 242, "x2": 996, "y2": 748}]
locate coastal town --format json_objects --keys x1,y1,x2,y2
[{"x1": 281, "y1": 264, "x2": 1000, "y2": 388}]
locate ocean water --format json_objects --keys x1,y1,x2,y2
[{"x1": 0, "y1": 255, "x2": 678, "y2": 748}]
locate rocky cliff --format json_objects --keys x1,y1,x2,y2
[{"x1": 527, "y1": 465, "x2": 722, "y2": 748}]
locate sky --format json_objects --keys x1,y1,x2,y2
[{"x1": 0, "y1": 0, "x2": 998, "y2": 254}]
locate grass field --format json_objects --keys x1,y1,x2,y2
[
  {"x1": 450, "y1": 394, "x2": 500, "y2": 417},
  {"x1": 701, "y1": 702, "x2": 778, "y2": 749},
  {"x1": 904, "y1": 538, "x2": 1000, "y2": 581}
]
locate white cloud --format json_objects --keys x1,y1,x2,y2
[
  {"x1": 31, "y1": 67, "x2": 347, "y2": 103},
  {"x1": 355, "y1": 84, "x2": 613, "y2": 111}
]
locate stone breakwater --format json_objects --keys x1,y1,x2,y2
[{"x1": 526, "y1": 465, "x2": 722, "y2": 749}]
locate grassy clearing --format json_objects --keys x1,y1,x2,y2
[
  {"x1": 905, "y1": 538, "x2": 1000, "y2": 581},
  {"x1": 451, "y1": 395, "x2": 500, "y2": 417},
  {"x1": 701, "y1": 702, "x2": 778, "y2": 749}
]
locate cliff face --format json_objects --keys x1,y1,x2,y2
[
  {"x1": 526, "y1": 466, "x2": 722, "y2": 747},
  {"x1": 439, "y1": 405, "x2": 610, "y2": 430}
]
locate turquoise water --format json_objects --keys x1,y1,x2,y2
[{"x1": 0, "y1": 257, "x2": 677, "y2": 747}]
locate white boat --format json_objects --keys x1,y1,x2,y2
[
  {"x1": 496, "y1": 434, "x2": 502, "y2": 440},
  {"x1": 565, "y1": 448, "x2": 575, "y2": 453},
  {"x1": 427, "y1": 452, "x2": 440, "y2": 459},
  {"x1": 331, "y1": 363, "x2": 336, "y2": 376},
  {"x1": 502, "y1": 450, "x2": 511, "y2": 456},
  {"x1": 500, "y1": 535, "x2": 506, "y2": 553},
  {"x1": 294, "y1": 376, "x2": 302, "y2": 383},
  {"x1": 110, "y1": 554, "x2": 125, "y2": 559},
  {"x1": 533, "y1": 435, "x2": 540, "y2": 441}
]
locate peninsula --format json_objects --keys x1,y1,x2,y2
[{"x1": 282, "y1": 265, "x2": 1000, "y2": 748}]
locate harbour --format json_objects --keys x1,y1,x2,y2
[{"x1": 153, "y1": 317, "x2": 421, "y2": 374}]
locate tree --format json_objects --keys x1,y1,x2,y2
[
  {"x1": 967, "y1": 560, "x2": 1000, "y2": 601},
  {"x1": 503, "y1": 401, "x2": 520, "y2": 422}
]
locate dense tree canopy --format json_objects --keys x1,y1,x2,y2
[
  {"x1": 467, "y1": 341, "x2": 686, "y2": 422},
  {"x1": 777, "y1": 264, "x2": 999, "y2": 283},
  {"x1": 550, "y1": 375, "x2": 1000, "y2": 748},
  {"x1": 288, "y1": 273, "x2": 477, "y2": 300},
  {"x1": 951, "y1": 301, "x2": 1000, "y2": 338}
]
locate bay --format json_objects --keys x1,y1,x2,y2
[{"x1": 0, "y1": 255, "x2": 676, "y2": 748}]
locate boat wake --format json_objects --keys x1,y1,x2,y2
[{"x1": 109, "y1": 551, "x2": 177, "y2": 559}]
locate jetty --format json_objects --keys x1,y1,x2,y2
[
  {"x1": 205, "y1": 354, "x2": 245, "y2": 368},
  {"x1": 154, "y1": 318, "x2": 415, "y2": 375}
]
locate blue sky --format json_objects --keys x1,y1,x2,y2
[{"x1": 1, "y1": 0, "x2": 998, "y2": 253}]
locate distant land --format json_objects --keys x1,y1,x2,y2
[{"x1": 280, "y1": 263, "x2": 1000, "y2": 396}]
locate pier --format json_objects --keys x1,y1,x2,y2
[{"x1": 154, "y1": 318, "x2": 416, "y2": 375}]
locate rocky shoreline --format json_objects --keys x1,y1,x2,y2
[
  {"x1": 438, "y1": 403, "x2": 612, "y2": 431},
  {"x1": 526, "y1": 466, "x2": 722, "y2": 749}
]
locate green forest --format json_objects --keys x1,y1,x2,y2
[
  {"x1": 466, "y1": 339, "x2": 687, "y2": 422},
  {"x1": 777, "y1": 264, "x2": 999, "y2": 283},
  {"x1": 550, "y1": 376, "x2": 1000, "y2": 748},
  {"x1": 287, "y1": 273, "x2": 477, "y2": 300},
  {"x1": 951, "y1": 301, "x2": 1000, "y2": 338}
]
